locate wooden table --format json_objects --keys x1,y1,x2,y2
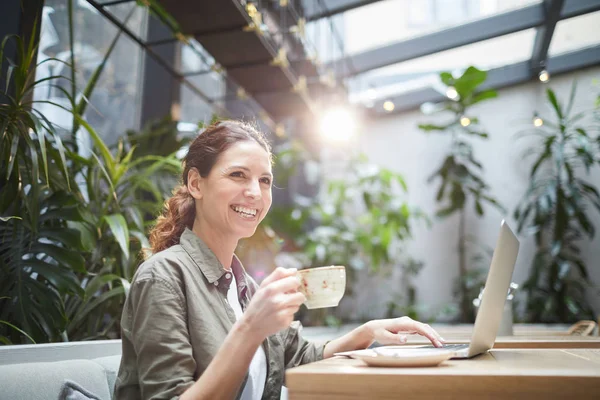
[
  {"x1": 398, "y1": 334, "x2": 600, "y2": 349},
  {"x1": 394, "y1": 323, "x2": 600, "y2": 348},
  {"x1": 286, "y1": 349, "x2": 600, "y2": 399}
]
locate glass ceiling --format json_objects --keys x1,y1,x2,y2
[
  {"x1": 549, "y1": 10, "x2": 600, "y2": 56},
  {"x1": 346, "y1": 28, "x2": 537, "y2": 105},
  {"x1": 342, "y1": 0, "x2": 542, "y2": 56}
]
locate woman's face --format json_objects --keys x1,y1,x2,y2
[{"x1": 196, "y1": 140, "x2": 273, "y2": 240}]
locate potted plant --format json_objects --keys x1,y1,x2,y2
[
  {"x1": 514, "y1": 83, "x2": 600, "y2": 322},
  {"x1": 417, "y1": 66, "x2": 504, "y2": 322}
]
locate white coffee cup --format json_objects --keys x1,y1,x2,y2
[{"x1": 297, "y1": 265, "x2": 346, "y2": 309}]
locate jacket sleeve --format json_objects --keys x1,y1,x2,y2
[
  {"x1": 121, "y1": 277, "x2": 196, "y2": 400},
  {"x1": 281, "y1": 321, "x2": 329, "y2": 369}
]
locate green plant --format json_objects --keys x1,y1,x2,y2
[
  {"x1": 418, "y1": 66, "x2": 504, "y2": 322},
  {"x1": 62, "y1": 123, "x2": 181, "y2": 340},
  {"x1": 263, "y1": 149, "x2": 427, "y2": 325},
  {"x1": 514, "y1": 83, "x2": 600, "y2": 323},
  {"x1": 0, "y1": 21, "x2": 84, "y2": 344},
  {"x1": 299, "y1": 154, "x2": 426, "y2": 273},
  {"x1": 0, "y1": 4, "x2": 181, "y2": 343}
]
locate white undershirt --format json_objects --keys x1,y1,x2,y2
[{"x1": 227, "y1": 272, "x2": 267, "y2": 400}]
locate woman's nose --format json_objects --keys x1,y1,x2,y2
[{"x1": 244, "y1": 181, "x2": 261, "y2": 199}]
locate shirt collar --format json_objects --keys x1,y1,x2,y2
[{"x1": 179, "y1": 228, "x2": 248, "y2": 298}]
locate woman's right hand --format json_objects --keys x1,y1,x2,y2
[{"x1": 240, "y1": 267, "x2": 306, "y2": 339}]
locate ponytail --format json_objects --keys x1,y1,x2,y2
[{"x1": 147, "y1": 185, "x2": 196, "y2": 258}]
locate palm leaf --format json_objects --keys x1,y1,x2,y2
[{"x1": 103, "y1": 214, "x2": 130, "y2": 260}]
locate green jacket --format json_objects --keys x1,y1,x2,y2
[{"x1": 114, "y1": 228, "x2": 325, "y2": 400}]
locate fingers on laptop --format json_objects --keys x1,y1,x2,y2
[
  {"x1": 417, "y1": 323, "x2": 445, "y2": 348},
  {"x1": 398, "y1": 317, "x2": 445, "y2": 347}
]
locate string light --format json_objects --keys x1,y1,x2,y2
[
  {"x1": 538, "y1": 69, "x2": 550, "y2": 83},
  {"x1": 533, "y1": 114, "x2": 544, "y2": 127},
  {"x1": 460, "y1": 116, "x2": 471, "y2": 127},
  {"x1": 446, "y1": 86, "x2": 459, "y2": 100},
  {"x1": 383, "y1": 101, "x2": 395, "y2": 112}
]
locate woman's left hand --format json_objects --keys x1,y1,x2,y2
[{"x1": 364, "y1": 317, "x2": 445, "y2": 348}]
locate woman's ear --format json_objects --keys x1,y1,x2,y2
[{"x1": 187, "y1": 168, "x2": 204, "y2": 200}]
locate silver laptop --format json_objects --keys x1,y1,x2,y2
[{"x1": 422, "y1": 219, "x2": 520, "y2": 358}]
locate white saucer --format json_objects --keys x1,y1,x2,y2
[{"x1": 335, "y1": 347, "x2": 453, "y2": 367}]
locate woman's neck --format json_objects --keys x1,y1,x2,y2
[{"x1": 191, "y1": 219, "x2": 237, "y2": 271}]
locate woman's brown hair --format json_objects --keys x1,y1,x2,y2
[{"x1": 147, "y1": 120, "x2": 272, "y2": 257}]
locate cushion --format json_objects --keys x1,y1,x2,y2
[
  {"x1": 93, "y1": 355, "x2": 122, "y2": 396},
  {"x1": 58, "y1": 380, "x2": 102, "y2": 400},
  {"x1": 0, "y1": 359, "x2": 112, "y2": 400}
]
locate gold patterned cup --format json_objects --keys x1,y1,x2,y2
[{"x1": 297, "y1": 265, "x2": 346, "y2": 309}]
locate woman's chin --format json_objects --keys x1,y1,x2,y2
[{"x1": 232, "y1": 224, "x2": 258, "y2": 239}]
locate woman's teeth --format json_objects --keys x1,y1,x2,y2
[{"x1": 232, "y1": 206, "x2": 257, "y2": 217}]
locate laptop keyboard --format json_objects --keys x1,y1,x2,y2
[{"x1": 422, "y1": 344, "x2": 469, "y2": 351}]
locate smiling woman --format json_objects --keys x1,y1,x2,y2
[
  {"x1": 114, "y1": 120, "x2": 445, "y2": 400},
  {"x1": 147, "y1": 120, "x2": 273, "y2": 256}
]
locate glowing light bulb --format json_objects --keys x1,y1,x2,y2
[
  {"x1": 446, "y1": 86, "x2": 458, "y2": 100},
  {"x1": 460, "y1": 116, "x2": 471, "y2": 127},
  {"x1": 319, "y1": 108, "x2": 357, "y2": 142},
  {"x1": 533, "y1": 116, "x2": 543, "y2": 127},
  {"x1": 538, "y1": 69, "x2": 550, "y2": 83},
  {"x1": 383, "y1": 101, "x2": 395, "y2": 112}
]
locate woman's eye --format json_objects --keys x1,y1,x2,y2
[
  {"x1": 260, "y1": 177, "x2": 272, "y2": 185},
  {"x1": 230, "y1": 171, "x2": 244, "y2": 178}
]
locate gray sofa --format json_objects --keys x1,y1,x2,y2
[{"x1": 0, "y1": 340, "x2": 122, "y2": 400}]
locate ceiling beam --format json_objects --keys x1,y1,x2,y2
[
  {"x1": 531, "y1": 0, "x2": 565, "y2": 73},
  {"x1": 561, "y1": 0, "x2": 600, "y2": 18},
  {"x1": 369, "y1": 45, "x2": 600, "y2": 116},
  {"x1": 304, "y1": 0, "x2": 384, "y2": 21},
  {"x1": 330, "y1": 0, "x2": 600, "y2": 78}
]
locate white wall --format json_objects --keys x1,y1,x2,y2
[{"x1": 340, "y1": 66, "x2": 600, "y2": 321}]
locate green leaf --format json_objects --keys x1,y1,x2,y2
[
  {"x1": 469, "y1": 89, "x2": 497, "y2": 106},
  {"x1": 454, "y1": 66, "x2": 486, "y2": 97},
  {"x1": 436, "y1": 206, "x2": 457, "y2": 218},
  {"x1": 102, "y1": 214, "x2": 130, "y2": 260},
  {"x1": 395, "y1": 174, "x2": 408, "y2": 192},
  {"x1": 467, "y1": 130, "x2": 489, "y2": 138},
  {"x1": 6, "y1": 131, "x2": 19, "y2": 180},
  {"x1": 77, "y1": 116, "x2": 116, "y2": 178},
  {"x1": 90, "y1": 151, "x2": 118, "y2": 206},
  {"x1": 35, "y1": 123, "x2": 49, "y2": 185},
  {"x1": 565, "y1": 81, "x2": 577, "y2": 117},
  {"x1": 0, "y1": 216, "x2": 21, "y2": 221},
  {"x1": 546, "y1": 88, "x2": 563, "y2": 120},
  {"x1": 67, "y1": 284, "x2": 127, "y2": 334},
  {"x1": 130, "y1": 230, "x2": 150, "y2": 249},
  {"x1": 435, "y1": 179, "x2": 447, "y2": 201},
  {"x1": 30, "y1": 243, "x2": 86, "y2": 273},
  {"x1": 439, "y1": 72, "x2": 454, "y2": 86},
  {"x1": 450, "y1": 184, "x2": 466, "y2": 210},
  {"x1": 38, "y1": 228, "x2": 82, "y2": 249},
  {"x1": 475, "y1": 200, "x2": 483, "y2": 216},
  {"x1": 68, "y1": 221, "x2": 96, "y2": 252},
  {"x1": 25, "y1": 260, "x2": 83, "y2": 296},
  {"x1": 0, "y1": 321, "x2": 36, "y2": 344},
  {"x1": 530, "y1": 146, "x2": 552, "y2": 178},
  {"x1": 418, "y1": 123, "x2": 448, "y2": 132}
]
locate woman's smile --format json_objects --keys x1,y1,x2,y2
[{"x1": 230, "y1": 204, "x2": 259, "y2": 220}]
